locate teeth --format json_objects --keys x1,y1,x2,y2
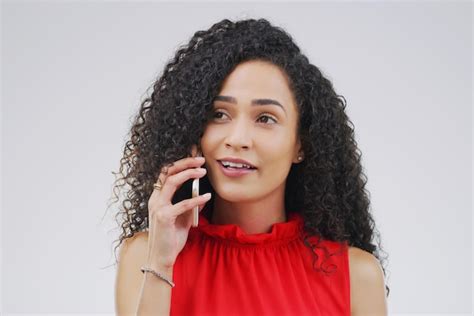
[{"x1": 221, "y1": 160, "x2": 253, "y2": 169}]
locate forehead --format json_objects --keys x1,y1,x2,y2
[{"x1": 217, "y1": 60, "x2": 297, "y2": 111}]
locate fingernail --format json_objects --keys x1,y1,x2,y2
[
  {"x1": 203, "y1": 193, "x2": 211, "y2": 198},
  {"x1": 195, "y1": 156, "x2": 205, "y2": 161}
]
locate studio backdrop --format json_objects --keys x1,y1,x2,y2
[{"x1": 2, "y1": 1, "x2": 472, "y2": 315}]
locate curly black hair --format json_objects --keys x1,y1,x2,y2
[{"x1": 107, "y1": 17, "x2": 390, "y2": 297}]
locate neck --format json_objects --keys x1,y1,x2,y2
[{"x1": 210, "y1": 187, "x2": 287, "y2": 234}]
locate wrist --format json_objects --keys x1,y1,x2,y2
[
  {"x1": 141, "y1": 265, "x2": 175, "y2": 288},
  {"x1": 147, "y1": 262, "x2": 174, "y2": 274}
]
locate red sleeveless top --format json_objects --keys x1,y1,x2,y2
[{"x1": 170, "y1": 211, "x2": 351, "y2": 315}]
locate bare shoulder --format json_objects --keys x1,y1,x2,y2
[
  {"x1": 348, "y1": 246, "x2": 384, "y2": 278},
  {"x1": 348, "y1": 246, "x2": 388, "y2": 316},
  {"x1": 117, "y1": 231, "x2": 150, "y2": 270},
  {"x1": 118, "y1": 231, "x2": 149, "y2": 263},
  {"x1": 122, "y1": 231, "x2": 149, "y2": 250},
  {"x1": 115, "y1": 231, "x2": 150, "y2": 316}
]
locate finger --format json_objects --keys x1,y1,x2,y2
[
  {"x1": 158, "y1": 167, "x2": 207, "y2": 203},
  {"x1": 155, "y1": 156, "x2": 205, "y2": 185},
  {"x1": 148, "y1": 163, "x2": 204, "y2": 210},
  {"x1": 170, "y1": 193, "x2": 212, "y2": 218},
  {"x1": 181, "y1": 201, "x2": 207, "y2": 228},
  {"x1": 198, "y1": 202, "x2": 206, "y2": 212}
]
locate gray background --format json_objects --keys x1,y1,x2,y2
[{"x1": 1, "y1": 1, "x2": 472, "y2": 314}]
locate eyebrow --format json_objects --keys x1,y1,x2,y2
[{"x1": 213, "y1": 95, "x2": 286, "y2": 114}]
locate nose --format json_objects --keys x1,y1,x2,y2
[{"x1": 224, "y1": 118, "x2": 252, "y2": 150}]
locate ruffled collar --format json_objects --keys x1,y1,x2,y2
[{"x1": 191, "y1": 211, "x2": 304, "y2": 245}]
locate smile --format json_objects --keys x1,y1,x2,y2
[{"x1": 217, "y1": 160, "x2": 257, "y2": 177}]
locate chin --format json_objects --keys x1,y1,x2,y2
[{"x1": 214, "y1": 186, "x2": 259, "y2": 202}]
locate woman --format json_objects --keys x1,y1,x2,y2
[{"x1": 112, "y1": 18, "x2": 389, "y2": 315}]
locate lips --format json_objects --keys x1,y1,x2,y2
[
  {"x1": 217, "y1": 160, "x2": 257, "y2": 170},
  {"x1": 217, "y1": 160, "x2": 257, "y2": 178}
]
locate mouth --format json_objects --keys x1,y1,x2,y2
[
  {"x1": 216, "y1": 160, "x2": 257, "y2": 178},
  {"x1": 217, "y1": 160, "x2": 258, "y2": 170}
]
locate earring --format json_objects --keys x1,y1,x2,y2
[{"x1": 297, "y1": 156, "x2": 303, "y2": 161}]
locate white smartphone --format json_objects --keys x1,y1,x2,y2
[
  {"x1": 192, "y1": 178, "x2": 199, "y2": 227},
  {"x1": 191, "y1": 150, "x2": 202, "y2": 227}
]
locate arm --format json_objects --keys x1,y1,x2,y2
[
  {"x1": 349, "y1": 246, "x2": 388, "y2": 316},
  {"x1": 115, "y1": 232, "x2": 173, "y2": 316}
]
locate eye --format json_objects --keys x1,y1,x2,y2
[
  {"x1": 257, "y1": 114, "x2": 278, "y2": 124},
  {"x1": 212, "y1": 110, "x2": 278, "y2": 125},
  {"x1": 212, "y1": 110, "x2": 227, "y2": 120}
]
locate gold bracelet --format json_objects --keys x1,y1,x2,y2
[{"x1": 140, "y1": 266, "x2": 175, "y2": 288}]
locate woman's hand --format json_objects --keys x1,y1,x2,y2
[{"x1": 146, "y1": 153, "x2": 210, "y2": 270}]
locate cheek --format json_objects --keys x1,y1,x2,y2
[
  {"x1": 259, "y1": 143, "x2": 296, "y2": 176},
  {"x1": 260, "y1": 135, "x2": 293, "y2": 156},
  {"x1": 200, "y1": 127, "x2": 217, "y2": 151}
]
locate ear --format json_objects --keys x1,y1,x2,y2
[
  {"x1": 191, "y1": 144, "x2": 199, "y2": 157},
  {"x1": 191, "y1": 143, "x2": 203, "y2": 158},
  {"x1": 292, "y1": 138, "x2": 304, "y2": 164}
]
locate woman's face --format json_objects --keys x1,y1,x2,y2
[{"x1": 200, "y1": 59, "x2": 303, "y2": 202}]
